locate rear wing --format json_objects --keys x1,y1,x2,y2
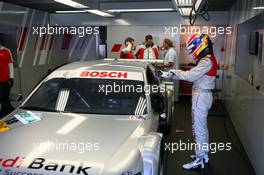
[{"x1": 104, "y1": 58, "x2": 164, "y2": 64}]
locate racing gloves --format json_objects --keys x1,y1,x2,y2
[{"x1": 160, "y1": 70, "x2": 177, "y2": 79}]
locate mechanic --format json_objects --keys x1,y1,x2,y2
[
  {"x1": 155, "y1": 39, "x2": 178, "y2": 119},
  {"x1": 161, "y1": 32, "x2": 217, "y2": 170},
  {"x1": 120, "y1": 37, "x2": 135, "y2": 59},
  {"x1": 155, "y1": 38, "x2": 177, "y2": 69},
  {"x1": 135, "y1": 35, "x2": 158, "y2": 60},
  {"x1": 0, "y1": 40, "x2": 14, "y2": 118}
]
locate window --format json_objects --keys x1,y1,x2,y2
[{"x1": 22, "y1": 78, "x2": 147, "y2": 115}]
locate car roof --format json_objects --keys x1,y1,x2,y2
[{"x1": 56, "y1": 60, "x2": 148, "y2": 73}]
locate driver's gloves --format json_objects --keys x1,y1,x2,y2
[{"x1": 161, "y1": 70, "x2": 176, "y2": 79}]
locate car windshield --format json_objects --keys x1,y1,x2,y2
[{"x1": 21, "y1": 78, "x2": 147, "y2": 115}]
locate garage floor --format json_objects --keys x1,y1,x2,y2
[{"x1": 164, "y1": 96, "x2": 255, "y2": 175}]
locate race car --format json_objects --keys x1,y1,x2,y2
[{"x1": 0, "y1": 60, "x2": 174, "y2": 175}]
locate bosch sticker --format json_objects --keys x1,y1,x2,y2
[
  {"x1": 47, "y1": 69, "x2": 144, "y2": 81},
  {"x1": 80, "y1": 71, "x2": 128, "y2": 79}
]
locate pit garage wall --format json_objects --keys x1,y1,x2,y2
[
  {"x1": 0, "y1": 2, "x2": 70, "y2": 99},
  {"x1": 50, "y1": 11, "x2": 231, "y2": 62},
  {"x1": 0, "y1": 2, "x2": 231, "y2": 100},
  {"x1": 107, "y1": 26, "x2": 180, "y2": 60},
  {"x1": 223, "y1": 0, "x2": 264, "y2": 174},
  {"x1": 0, "y1": 2, "x2": 101, "y2": 100}
]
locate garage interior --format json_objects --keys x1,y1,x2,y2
[{"x1": 0, "y1": 0, "x2": 264, "y2": 175}]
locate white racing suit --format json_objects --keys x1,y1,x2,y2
[{"x1": 162, "y1": 55, "x2": 217, "y2": 160}]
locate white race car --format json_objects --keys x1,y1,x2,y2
[{"x1": 0, "y1": 60, "x2": 174, "y2": 175}]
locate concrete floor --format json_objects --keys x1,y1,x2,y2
[{"x1": 164, "y1": 96, "x2": 255, "y2": 175}]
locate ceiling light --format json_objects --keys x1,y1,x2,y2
[
  {"x1": 86, "y1": 10, "x2": 114, "y2": 17},
  {"x1": 0, "y1": 11, "x2": 26, "y2": 14},
  {"x1": 114, "y1": 19, "x2": 130, "y2": 25},
  {"x1": 54, "y1": 0, "x2": 89, "y2": 9},
  {"x1": 55, "y1": 10, "x2": 87, "y2": 13},
  {"x1": 179, "y1": 7, "x2": 192, "y2": 16},
  {"x1": 253, "y1": 6, "x2": 264, "y2": 10},
  {"x1": 107, "y1": 8, "x2": 176, "y2": 12},
  {"x1": 173, "y1": 0, "x2": 193, "y2": 16},
  {"x1": 174, "y1": 0, "x2": 193, "y2": 6}
]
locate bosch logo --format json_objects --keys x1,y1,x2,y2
[{"x1": 80, "y1": 71, "x2": 128, "y2": 79}]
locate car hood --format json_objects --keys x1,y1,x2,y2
[{"x1": 0, "y1": 109, "x2": 149, "y2": 175}]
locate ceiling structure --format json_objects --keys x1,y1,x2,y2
[{"x1": 1, "y1": 0, "x2": 239, "y2": 13}]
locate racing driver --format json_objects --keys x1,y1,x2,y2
[{"x1": 161, "y1": 32, "x2": 218, "y2": 170}]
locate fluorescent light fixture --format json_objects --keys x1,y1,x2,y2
[
  {"x1": 54, "y1": 0, "x2": 89, "y2": 9},
  {"x1": 179, "y1": 7, "x2": 192, "y2": 16},
  {"x1": 253, "y1": 6, "x2": 264, "y2": 10},
  {"x1": 107, "y1": 8, "x2": 176, "y2": 12},
  {"x1": 114, "y1": 19, "x2": 130, "y2": 25},
  {"x1": 86, "y1": 9, "x2": 114, "y2": 17},
  {"x1": 55, "y1": 10, "x2": 87, "y2": 13},
  {"x1": 55, "y1": 9, "x2": 114, "y2": 17},
  {"x1": 0, "y1": 11, "x2": 26, "y2": 14},
  {"x1": 174, "y1": 0, "x2": 193, "y2": 6}
]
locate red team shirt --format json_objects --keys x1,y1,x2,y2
[{"x1": 0, "y1": 48, "x2": 13, "y2": 82}]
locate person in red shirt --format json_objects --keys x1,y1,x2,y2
[
  {"x1": 0, "y1": 41, "x2": 14, "y2": 117},
  {"x1": 120, "y1": 37, "x2": 135, "y2": 59},
  {"x1": 135, "y1": 35, "x2": 159, "y2": 60}
]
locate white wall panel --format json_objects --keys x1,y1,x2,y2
[
  {"x1": 223, "y1": 0, "x2": 264, "y2": 174},
  {"x1": 107, "y1": 25, "x2": 180, "y2": 59}
]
